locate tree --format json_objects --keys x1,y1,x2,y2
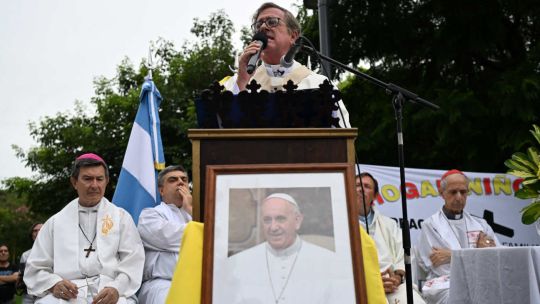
[
  {"x1": 0, "y1": 178, "x2": 47, "y2": 262},
  {"x1": 10, "y1": 11, "x2": 236, "y2": 217},
  {"x1": 299, "y1": 0, "x2": 540, "y2": 172}
]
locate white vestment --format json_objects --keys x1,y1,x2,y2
[
  {"x1": 215, "y1": 237, "x2": 355, "y2": 304},
  {"x1": 360, "y1": 208, "x2": 426, "y2": 304},
  {"x1": 137, "y1": 202, "x2": 192, "y2": 304},
  {"x1": 416, "y1": 209, "x2": 500, "y2": 304},
  {"x1": 24, "y1": 198, "x2": 145, "y2": 304},
  {"x1": 222, "y1": 60, "x2": 351, "y2": 128},
  {"x1": 20, "y1": 249, "x2": 37, "y2": 304},
  {"x1": 20, "y1": 249, "x2": 31, "y2": 265}
]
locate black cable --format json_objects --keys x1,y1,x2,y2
[{"x1": 299, "y1": 36, "x2": 348, "y2": 129}]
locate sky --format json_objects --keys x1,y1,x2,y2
[{"x1": 0, "y1": 0, "x2": 300, "y2": 182}]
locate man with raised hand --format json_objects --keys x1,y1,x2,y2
[
  {"x1": 221, "y1": 2, "x2": 350, "y2": 127},
  {"x1": 137, "y1": 165, "x2": 193, "y2": 304}
]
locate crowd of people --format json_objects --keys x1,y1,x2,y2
[{"x1": 1, "y1": 2, "x2": 503, "y2": 304}]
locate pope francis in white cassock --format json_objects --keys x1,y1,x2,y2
[
  {"x1": 24, "y1": 154, "x2": 145, "y2": 304},
  {"x1": 416, "y1": 170, "x2": 500, "y2": 304},
  {"x1": 215, "y1": 193, "x2": 356, "y2": 304}
]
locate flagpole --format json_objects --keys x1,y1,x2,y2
[{"x1": 147, "y1": 45, "x2": 154, "y2": 80}]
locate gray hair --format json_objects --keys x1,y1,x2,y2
[
  {"x1": 252, "y1": 2, "x2": 301, "y2": 35},
  {"x1": 157, "y1": 165, "x2": 186, "y2": 187},
  {"x1": 440, "y1": 172, "x2": 470, "y2": 191}
]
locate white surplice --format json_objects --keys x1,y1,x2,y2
[
  {"x1": 24, "y1": 198, "x2": 145, "y2": 303},
  {"x1": 137, "y1": 202, "x2": 192, "y2": 304},
  {"x1": 360, "y1": 207, "x2": 426, "y2": 304},
  {"x1": 222, "y1": 60, "x2": 351, "y2": 128},
  {"x1": 416, "y1": 209, "x2": 500, "y2": 304},
  {"x1": 20, "y1": 249, "x2": 37, "y2": 304}
]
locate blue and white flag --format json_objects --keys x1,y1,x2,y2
[{"x1": 113, "y1": 78, "x2": 165, "y2": 224}]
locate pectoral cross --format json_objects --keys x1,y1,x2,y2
[{"x1": 84, "y1": 244, "x2": 95, "y2": 258}]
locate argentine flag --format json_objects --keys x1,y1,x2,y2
[{"x1": 113, "y1": 78, "x2": 165, "y2": 224}]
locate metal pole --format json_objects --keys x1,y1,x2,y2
[
  {"x1": 318, "y1": 0, "x2": 332, "y2": 78},
  {"x1": 393, "y1": 93, "x2": 414, "y2": 304}
]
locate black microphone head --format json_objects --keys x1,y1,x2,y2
[
  {"x1": 252, "y1": 32, "x2": 268, "y2": 49},
  {"x1": 280, "y1": 39, "x2": 303, "y2": 68}
]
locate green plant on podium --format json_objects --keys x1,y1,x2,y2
[{"x1": 505, "y1": 124, "x2": 540, "y2": 225}]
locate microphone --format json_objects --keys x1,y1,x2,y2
[
  {"x1": 246, "y1": 32, "x2": 268, "y2": 74},
  {"x1": 280, "y1": 39, "x2": 303, "y2": 68}
]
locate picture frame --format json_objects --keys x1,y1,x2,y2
[{"x1": 202, "y1": 163, "x2": 367, "y2": 304}]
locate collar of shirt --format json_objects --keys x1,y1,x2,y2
[
  {"x1": 359, "y1": 208, "x2": 375, "y2": 226},
  {"x1": 264, "y1": 63, "x2": 292, "y2": 78},
  {"x1": 164, "y1": 202, "x2": 181, "y2": 211},
  {"x1": 442, "y1": 206, "x2": 463, "y2": 220},
  {"x1": 266, "y1": 235, "x2": 302, "y2": 257},
  {"x1": 78, "y1": 203, "x2": 99, "y2": 213}
]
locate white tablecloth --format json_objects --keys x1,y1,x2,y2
[{"x1": 448, "y1": 246, "x2": 540, "y2": 304}]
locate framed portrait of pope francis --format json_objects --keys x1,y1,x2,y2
[{"x1": 202, "y1": 163, "x2": 367, "y2": 304}]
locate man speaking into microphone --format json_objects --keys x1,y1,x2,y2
[{"x1": 220, "y1": 2, "x2": 350, "y2": 128}]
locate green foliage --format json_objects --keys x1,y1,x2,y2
[
  {"x1": 5, "y1": 2, "x2": 540, "y2": 227},
  {"x1": 505, "y1": 125, "x2": 540, "y2": 224},
  {"x1": 0, "y1": 179, "x2": 46, "y2": 263},
  {"x1": 8, "y1": 11, "x2": 235, "y2": 217},
  {"x1": 299, "y1": 0, "x2": 540, "y2": 171}
]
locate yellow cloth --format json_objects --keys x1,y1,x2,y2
[
  {"x1": 166, "y1": 222, "x2": 204, "y2": 304},
  {"x1": 218, "y1": 76, "x2": 231, "y2": 85},
  {"x1": 359, "y1": 226, "x2": 387, "y2": 303},
  {"x1": 166, "y1": 222, "x2": 386, "y2": 304}
]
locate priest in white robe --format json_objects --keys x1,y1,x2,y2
[
  {"x1": 19, "y1": 222, "x2": 43, "y2": 304},
  {"x1": 356, "y1": 173, "x2": 426, "y2": 304},
  {"x1": 416, "y1": 169, "x2": 500, "y2": 304},
  {"x1": 24, "y1": 153, "x2": 145, "y2": 304},
  {"x1": 220, "y1": 2, "x2": 350, "y2": 128},
  {"x1": 137, "y1": 165, "x2": 193, "y2": 304},
  {"x1": 215, "y1": 193, "x2": 355, "y2": 304}
]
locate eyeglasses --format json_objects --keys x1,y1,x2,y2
[{"x1": 252, "y1": 17, "x2": 281, "y2": 32}]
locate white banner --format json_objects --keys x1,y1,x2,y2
[{"x1": 359, "y1": 164, "x2": 540, "y2": 247}]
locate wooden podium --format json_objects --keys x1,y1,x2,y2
[
  {"x1": 188, "y1": 128, "x2": 358, "y2": 221},
  {"x1": 189, "y1": 127, "x2": 369, "y2": 304}
]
